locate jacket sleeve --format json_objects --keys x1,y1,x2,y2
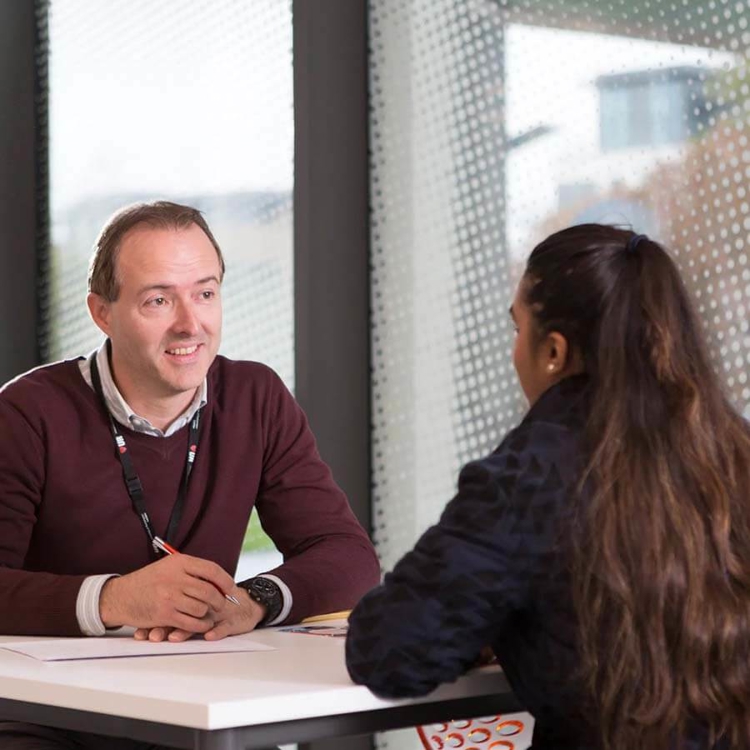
[
  {"x1": 0, "y1": 398, "x2": 87, "y2": 635},
  {"x1": 251, "y1": 373, "x2": 380, "y2": 623},
  {"x1": 345, "y1": 421, "x2": 569, "y2": 698}
]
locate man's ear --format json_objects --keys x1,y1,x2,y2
[{"x1": 87, "y1": 293, "x2": 112, "y2": 336}]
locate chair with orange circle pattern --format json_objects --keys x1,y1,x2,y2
[{"x1": 416, "y1": 713, "x2": 533, "y2": 750}]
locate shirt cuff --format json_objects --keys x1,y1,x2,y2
[
  {"x1": 256, "y1": 574, "x2": 292, "y2": 626},
  {"x1": 76, "y1": 574, "x2": 119, "y2": 636}
]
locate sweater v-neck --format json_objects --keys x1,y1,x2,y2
[
  {"x1": 73, "y1": 356, "x2": 197, "y2": 461},
  {"x1": 114, "y1": 421, "x2": 191, "y2": 461}
]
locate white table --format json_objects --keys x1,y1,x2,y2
[{"x1": 0, "y1": 624, "x2": 521, "y2": 749}]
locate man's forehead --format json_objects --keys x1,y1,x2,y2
[
  {"x1": 118, "y1": 224, "x2": 215, "y2": 258},
  {"x1": 119, "y1": 221, "x2": 201, "y2": 247},
  {"x1": 115, "y1": 224, "x2": 222, "y2": 284}
]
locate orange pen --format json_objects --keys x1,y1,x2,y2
[{"x1": 152, "y1": 535, "x2": 241, "y2": 606}]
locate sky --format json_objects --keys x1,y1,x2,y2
[{"x1": 48, "y1": 0, "x2": 294, "y2": 217}]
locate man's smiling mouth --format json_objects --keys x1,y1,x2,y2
[{"x1": 165, "y1": 344, "x2": 200, "y2": 356}]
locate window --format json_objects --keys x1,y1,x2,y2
[
  {"x1": 48, "y1": 0, "x2": 294, "y2": 574},
  {"x1": 369, "y1": 2, "x2": 750, "y2": 748}
]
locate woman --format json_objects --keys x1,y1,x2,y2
[{"x1": 345, "y1": 224, "x2": 750, "y2": 750}]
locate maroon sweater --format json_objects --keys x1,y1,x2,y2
[{"x1": 0, "y1": 356, "x2": 379, "y2": 636}]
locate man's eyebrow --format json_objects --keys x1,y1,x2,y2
[
  {"x1": 508, "y1": 305, "x2": 516, "y2": 321},
  {"x1": 195, "y1": 275, "x2": 221, "y2": 286},
  {"x1": 137, "y1": 276, "x2": 221, "y2": 295},
  {"x1": 137, "y1": 283, "x2": 173, "y2": 295}
]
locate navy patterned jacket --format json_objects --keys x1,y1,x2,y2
[{"x1": 346, "y1": 375, "x2": 597, "y2": 748}]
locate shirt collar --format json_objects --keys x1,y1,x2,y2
[{"x1": 79, "y1": 340, "x2": 208, "y2": 438}]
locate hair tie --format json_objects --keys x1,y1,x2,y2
[{"x1": 626, "y1": 233, "x2": 648, "y2": 254}]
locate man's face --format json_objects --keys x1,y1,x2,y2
[{"x1": 88, "y1": 223, "x2": 223, "y2": 408}]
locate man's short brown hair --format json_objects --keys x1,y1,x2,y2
[{"x1": 87, "y1": 200, "x2": 226, "y2": 301}]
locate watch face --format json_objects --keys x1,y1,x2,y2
[
  {"x1": 247, "y1": 578, "x2": 282, "y2": 624},
  {"x1": 250, "y1": 578, "x2": 278, "y2": 598}
]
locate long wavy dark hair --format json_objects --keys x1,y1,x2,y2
[{"x1": 524, "y1": 224, "x2": 750, "y2": 749}]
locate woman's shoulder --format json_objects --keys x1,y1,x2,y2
[
  {"x1": 500, "y1": 411, "x2": 580, "y2": 463},
  {"x1": 464, "y1": 418, "x2": 582, "y2": 502},
  {"x1": 459, "y1": 378, "x2": 590, "y2": 511},
  {"x1": 493, "y1": 375, "x2": 588, "y2": 467}
]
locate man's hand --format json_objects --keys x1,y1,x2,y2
[
  {"x1": 99, "y1": 554, "x2": 236, "y2": 633},
  {"x1": 133, "y1": 587, "x2": 267, "y2": 642}
]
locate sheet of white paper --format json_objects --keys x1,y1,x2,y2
[{"x1": 1, "y1": 636, "x2": 276, "y2": 662}]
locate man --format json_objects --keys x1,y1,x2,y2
[{"x1": 0, "y1": 201, "x2": 380, "y2": 747}]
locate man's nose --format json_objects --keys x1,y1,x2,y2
[{"x1": 172, "y1": 299, "x2": 200, "y2": 335}]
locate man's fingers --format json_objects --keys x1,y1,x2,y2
[
  {"x1": 133, "y1": 626, "x2": 194, "y2": 643},
  {"x1": 172, "y1": 611, "x2": 213, "y2": 634},
  {"x1": 179, "y1": 555, "x2": 235, "y2": 595},
  {"x1": 204, "y1": 602, "x2": 260, "y2": 641},
  {"x1": 182, "y1": 581, "x2": 226, "y2": 612},
  {"x1": 147, "y1": 627, "x2": 170, "y2": 642},
  {"x1": 204, "y1": 621, "x2": 233, "y2": 641},
  {"x1": 175, "y1": 594, "x2": 210, "y2": 620},
  {"x1": 167, "y1": 628, "x2": 194, "y2": 642}
]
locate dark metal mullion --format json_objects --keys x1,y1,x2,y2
[
  {"x1": 0, "y1": 0, "x2": 45, "y2": 383},
  {"x1": 293, "y1": 1, "x2": 372, "y2": 749},
  {"x1": 34, "y1": 0, "x2": 51, "y2": 365},
  {"x1": 292, "y1": 0, "x2": 371, "y2": 535}
]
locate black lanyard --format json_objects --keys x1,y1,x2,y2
[{"x1": 89, "y1": 347, "x2": 203, "y2": 552}]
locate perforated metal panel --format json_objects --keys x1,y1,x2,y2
[
  {"x1": 46, "y1": 0, "x2": 294, "y2": 388},
  {"x1": 369, "y1": 2, "x2": 750, "y2": 748},
  {"x1": 370, "y1": 2, "x2": 518, "y2": 575}
]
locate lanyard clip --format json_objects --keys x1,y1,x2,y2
[
  {"x1": 125, "y1": 475, "x2": 144, "y2": 497},
  {"x1": 152, "y1": 537, "x2": 167, "y2": 555}
]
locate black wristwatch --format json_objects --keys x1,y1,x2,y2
[{"x1": 240, "y1": 577, "x2": 283, "y2": 627}]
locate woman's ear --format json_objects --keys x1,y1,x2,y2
[
  {"x1": 544, "y1": 331, "x2": 585, "y2": 378},
  {"x1": 544, "y1": 332, "x2": 570, "y2": 376}
]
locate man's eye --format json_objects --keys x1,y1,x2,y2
[
  {"x1": 148, "y1": 297, "x2": 167, "y2": 307},
  {"x1": 201, "y1": 290, "x2": 215, "y2": 300}
]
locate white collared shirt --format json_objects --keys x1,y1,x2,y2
[
  {"x1": 74, "y1": 341, "x2": 291, "y2": 634},
  {"x1": 79, "y1": 343, "x2": 208, "y2": 437}
]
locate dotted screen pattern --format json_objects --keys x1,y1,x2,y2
[
  {"x1": 45, "y1": 0, "x2": 294, "y2": 389},
  {"x1": 369, "y1": 2, "x2": 749, "y2": 748}
]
